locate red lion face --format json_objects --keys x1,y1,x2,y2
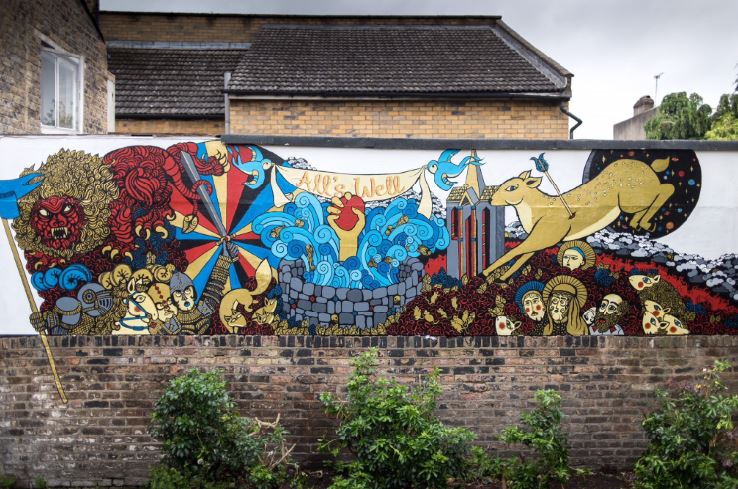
[{"x1": 30, "y1": 196, "x2": 86, "y2": 250}]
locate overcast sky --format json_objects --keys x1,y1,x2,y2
[{"x1": 101, "y1": 0, "x2": 738, "y2": 139}]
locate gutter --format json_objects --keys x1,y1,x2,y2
[
  {"x1": 559, "y1": 104, "x2": 582, "y2": 139},
  {"x1": 226, "y1": 92, "x2": 571, "y2": 102}
]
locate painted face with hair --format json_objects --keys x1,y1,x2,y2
[
  {"x1": 548, "y1": 292, "x2": 571, "y2": 323},
  {"x1": 522, "y1": 291, "x2": 545, "y2": 321},
  {"x1": 593, "y1": 293, "x2": 627, "y2": 332},
  {"x1": 30, "y1": 196, "x2": 86, "y2": 250},
  {"x1": 561, "y1": 249, "x2": 585, "y2": 270},
  {"x1": 170, "y1": 272, "x2": 197, "y2": 312}
]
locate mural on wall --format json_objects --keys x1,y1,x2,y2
[{"x1": 2, "y1": 140, "x2": 737, "y2": 340}]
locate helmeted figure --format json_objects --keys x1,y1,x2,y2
[{"x1": 170, "y1": 250, "x2": 234, "y2": 334}]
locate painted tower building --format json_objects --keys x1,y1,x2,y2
[{"x1": 445, "y1": 160, "x2": 505, "y2": 279}]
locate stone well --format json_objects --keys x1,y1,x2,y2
[{"x1": 278, "y1": 258, "x2": 425, "y2": 328}]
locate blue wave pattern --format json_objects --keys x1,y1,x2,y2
[
  {"x1": 32, "y1": 264, "x2": 93, "y2": 292},
  {"x1": 253, "y1": 193, "x2": 449, "y2": 289}
]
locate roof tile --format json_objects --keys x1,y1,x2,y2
[
  {"x1": 228, "y1": 25, "x2": 568, "y2": 96},
  {"x1": 108, "y1": 48, "x2": 245, "y2": 117}
]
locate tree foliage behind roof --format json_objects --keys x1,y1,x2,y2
[
  {"x1": 706, "y1": 93, "x2": 738, "y2": 141},
  {"x1": 645, "y1": 92, "x2": 713, "y2": 140}
]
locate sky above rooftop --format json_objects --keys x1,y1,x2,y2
[{"x1": 101, "y1": 0, "x2": 738, "y2": 139}]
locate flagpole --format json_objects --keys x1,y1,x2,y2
[{"x1": 2, "y1": 218, "x2": 67, "y2": 404}]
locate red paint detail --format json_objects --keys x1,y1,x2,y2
[
  {"x1": 424, "y1": 254, "x2": 446, "y2": 275},
  {"x1": 334, "y1": 195, "x2": 365, "y2": 231},
  {"x1": 231, "y1": 231, "x2": 260, "y2": 241},
  {"x1": 237, "y1": 253, "x2": 257, "y2": 277},
  {"x1": 183, "y1": 241, "x2": 217, "y2": 264}
]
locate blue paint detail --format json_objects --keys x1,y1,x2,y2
[
  {"x1": 230, "y1": 184, "x2": 277, "y2": 234},
  {"x1": 175, "y1": 227, "x2": 218, "y2": 243},
  {"x1": 425, "y1": 149, "x2": 482, "y2": 191},
  {"x1": 228, "y1": 265, "x2": 241, "y2": 290},
  {"x1": 0, "y1": 174, "x2": 44, "y2": 220},
  {"x1": 192, "y1": 244, "x2": 223, "y2": 299}
]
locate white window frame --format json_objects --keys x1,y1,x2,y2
[
  {"x1": 39, "y1": 36, "x2": 84, "y2": 134},
  {"x1": 106, "y1": 77, "x2": 116, "y2": 133}
]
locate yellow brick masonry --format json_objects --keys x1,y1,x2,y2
[
  {"x1": 115, "y1": 118, "x2": 224, "y2": 135},
  {"x1": 99, "y1": 13, "x2": 510, "y2": 44},
  {"x1": 229, "y1": 99, "x2": 569, "y2": 139}
]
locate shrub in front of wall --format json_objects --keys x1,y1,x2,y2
[
  {"x1": 496, "y1": 389, "x2": 588, "y2": 489},
  {"x1": 634, "y1": 360, "x2": 738, "y2": 489},
  {"x1": 319, "y1": 348, "x2": 482, "y2": 489},
  {"x1": 148, "y1": 368, "x2": 303, "y2": 489},
  {"x1": 0, "y1": 474, "x2": 16, "y2": 489}
]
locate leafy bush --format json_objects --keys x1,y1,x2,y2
[
  {"x1": 149, "y1": 368, "x2": 302, "y2": 489},
  {"x1": 634, "y1": 360, "x2": 738, "y2": 489},
  {"x1": 320, "y1": 348, "x2": 481, "y2": 489},
  {"x1": 497, "y1": 389, "x2": 586, "y2": 489},
  {"x1": 34, "y1": 476, "x2": 48, "y2": 489},
  {"x1": 0, "y1": 474, "x2": 16, "y2": 489}
]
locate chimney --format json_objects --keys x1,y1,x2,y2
[{"x1": 634, "y1": 95, "x2": 655, "y2": 116}]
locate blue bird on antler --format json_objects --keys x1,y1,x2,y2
[{"x1": 426, "y1": 149, "x2": 483, "y2": 191}]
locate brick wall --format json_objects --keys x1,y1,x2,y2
[
  {"x1": 99, "y1": 14, "x2": 505, "y2": 43},
  {"x1": 115, "y1": 118, "x2": 224, "y2": 135},
  {"x1": 1, "y1": 335, "x2": 736, "y2": 487},
  {"x1": 0, "y1": 0, "x2": 109, "y2": 134},
  {"x1": 229, "y1": 99, "x2": 569, "y2": 139}
]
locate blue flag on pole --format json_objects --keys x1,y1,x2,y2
[{"x1": 0, "y1": 174, "x2": 43, "y2": 220}]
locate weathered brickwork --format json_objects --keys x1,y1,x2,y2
[
  {"x1": 99, "y1": 14, "x2": 510, "y2": 44},
  {"x1": 229, "y1": 99, "x2": 569, "y2": 139},
  {"x1": 0, "y1": 0, "x2": 109, "y2": 134},
  {"x1": 1, "y1": 335, "x2": 736, "y2": 487},
  {"x1": 115, "y1": 118, "x2": 224, "y2": 135}
]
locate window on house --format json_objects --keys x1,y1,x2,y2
[{"x1": 41, "y1": 48, "x2": 81, "y2": 131}]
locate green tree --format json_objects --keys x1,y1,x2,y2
[
  {"x1": 645, "y1": 92, "x2": 712, "y2": 139},
  {"x1": 706, "y1": 93, "x2": 738, "y2": 140}
]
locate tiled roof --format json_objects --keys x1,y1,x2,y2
[
  {"x1": 480, "y1": 186, "x2": 499, "y2": 201},
  {"x1": 108, "y1": 47, "x2": 245, "y2": 117},
  {"x1": 447, "y1": 185, "x2": 469, "y2": 203},
  {"x1": 228, "y1": 24, "x2": 570, "y2": 97}
]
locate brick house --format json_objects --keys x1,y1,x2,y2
[
  {"x1": 0, "y1": 0, "x2": 113, "y2": 134},
  {"x1": 101, "y1": 12, "x2": 574, "y2": 139}
]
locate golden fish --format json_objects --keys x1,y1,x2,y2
[{"x1": 270, "y1": 226, "x2": 284, "y2": 239}]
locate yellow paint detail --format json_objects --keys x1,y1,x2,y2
[
  {"x1": 169, "y1": 211, "x2": 220, "y2": 239},
  {"x1": 185, "y1": 244, "x2": 218, "y2": 279}
]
